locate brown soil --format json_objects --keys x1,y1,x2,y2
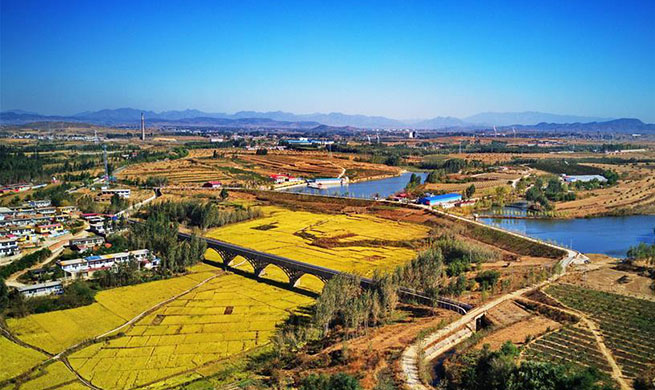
[
  {"x1": 477, "y1": 315, "x2": 561, "y2": 350},
  {"x1": 290, "y1": 306, "x2": 459, "y2": 389},
  {"x1": 555, "y1": 162, "x2": 655, "y2": 217},
  {"x1": 563, "y1": 265, "x2": 655, "y2": 301},
  {"x1": 485, "y1": 301, "x2": 531, "y2": 327}
]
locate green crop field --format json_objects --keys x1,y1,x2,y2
[{"x1": 547, "y1": 283, "x2": 655, "y2": 379}]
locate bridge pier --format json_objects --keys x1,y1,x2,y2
[{"x1": 216, "y1": 250, "x2": 236, "y2": 268}]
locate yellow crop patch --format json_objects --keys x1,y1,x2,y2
[
  {"x1": 11, "y1": 361, "x2": 79, "y2": 390},
  {"x1": 206, "y1": 206, "x2": 429, "y2": 286},
  {"x1": 0, "y1": 336, "x2": 47, "y2": 382},
  {"x1": 68, "y1": 273, "x2": 313, "y2": 390},
  {"x1": 7, "y1": 265, "x2": 219, "y2": 354}
]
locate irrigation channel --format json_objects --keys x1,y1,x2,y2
[{"x1": 284, "y1": 172, "x2": 655, "y2": 257}]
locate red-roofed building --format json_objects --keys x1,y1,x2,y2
[{"x1": 202, "y1": 181, "x2": 222, "y2": 188}]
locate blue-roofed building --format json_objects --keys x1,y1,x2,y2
[{"x1": 418, "y1": 193, "x2": 462, "y2": 207}]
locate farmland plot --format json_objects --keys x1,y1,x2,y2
[
  {"x1": 7, "y1": 264, "x2": 219, "y2": 354},
  {"x1": 547, "y1": 283, "x2": 655, "y2": 379},
  {"x1": 523, "y1": 324, "x2": 613, "y2": 374},
  {"x1": 205, "y1": 206, "x2": 431, "y2": 281},
  {"x1": 6, "y1": 361, "x2": 81, "y2": 390},
  {"x1": 0, "y1": 336, "x2": 47, "y2": 383},
  {"x1": 68, "y1": 274, "x2": 313, "y2": 390}
]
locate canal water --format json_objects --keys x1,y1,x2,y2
[
  {"x1": 281, "y1": 171, "x2": 429, "y2": 199},
  {"x1": 480, "y1": 215, "x2": 655, "y2": 257}
]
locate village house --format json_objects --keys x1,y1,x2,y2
[
  {"x1": 35, "y1": 223, "x2": 65, "y2": 235},
  {"x1": 0, "y1": 236, "x2": 19, "y2": 257},
  {"x1": 17, "y1": 281, "x2": 64, "y2": 298},
  {"x1": 100, "y1": 188, "x2": 131, "y2": 199},
  {"x1": 58, "y1": 249, "x2": 158, "y2": 279},
  {"x1": 202, "y1": 181, "x2": 222, "y2": 189},
  {"x1": 69, "y1": 236, "x2": 106, "y2": 252}
]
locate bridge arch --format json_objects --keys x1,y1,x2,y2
[{"x1": 291, "y1": 273, "x2": 326, "y2": 293}]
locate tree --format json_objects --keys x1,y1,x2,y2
[
  {"x1": 405, "y1": 173, "x2": 422, "y2": 191},
  {"x1": 426, "y1": 169, "x2": 446, "y2": 184},
  {"x1": 465, "y1": 184, "x2": 476, "y2": 199},
  {"x1": 255, "y1": 148, "x2": 268, "y2": 155},
  {"x1": 220, "y1": 188, "x2": 229, "y2": 200},
  {"x1": 300, "y1": 373, "x2": 361, "y2": 390},
  {"x1": 0, "y1": 277, "x2": 9, "y2": 310}
]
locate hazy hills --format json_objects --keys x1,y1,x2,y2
[{"x1": 1, "y1": 108, "x2": 653, "y2": 132}]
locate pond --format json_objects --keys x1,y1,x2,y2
[
  {"x1": 281, "y1": 171, "x2": 428, "y2": 199},
  {"x1": 480, "y1": 215, "x2": 655, "y2": 257}
]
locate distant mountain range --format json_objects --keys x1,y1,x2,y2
[{"x1": 1, "y1": 108, "x2": 653, "y2": 132}]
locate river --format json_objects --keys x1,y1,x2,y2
[
  {"x1": 480, "y1": 215, "x2": 655, "y2": 257},
  {"x1": 281, "y1": 171, "x2": 429, "y2": 199}
]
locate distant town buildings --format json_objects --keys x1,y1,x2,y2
[
  {"x1": 25, "y1": 199, "x2": 52, "y2": 208},
  {"x1": 0, "y1": 204, "x2": 79, "y2": 256},
  {"x1": 35, "y1": 223, "x2": 65, "y2": 236},
  {"x1": 286, "y1": 138, "x2": 334, "y2": 147}
]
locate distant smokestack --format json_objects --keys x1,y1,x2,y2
[{"x1": 141, "y1": 113, "x2": 145, "y2": 141}]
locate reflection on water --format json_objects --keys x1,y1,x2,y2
[
  {"x1": 281, "y1": 171, "x2": 428, "y2": 199},
  {"x1": 480, "y1": 215, "x2": 655, "y2": 257}
]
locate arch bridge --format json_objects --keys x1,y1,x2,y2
[{"x1": 179, "y1": 232, "x2": 472, "y2": 315}]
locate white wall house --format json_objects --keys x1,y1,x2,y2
[
  {"x1": 0, "y1": 237, "x2": 19, "y2": 257},
  {"x1": 58, "y1": 249, "x2": 158, "y2": 279},
  {"x1": 17, "y1": 281, "x2": 64, "y2": 297}
]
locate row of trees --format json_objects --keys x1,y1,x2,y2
[
  {"x1": 145, "y1": 200, "x2": 262, "y2": 230},
  {"x1": 626, "y1": 242, "x2": 655, "y2": 266},
  {"x1": 128, "y1": 212, "x2": 207, "y2": 273},
  {"x1": 1, "y1": 278, "x2": 96, "y2": 318},
  {"x1": 312, "y1": 235, "x2": 498, "y2": 337}
]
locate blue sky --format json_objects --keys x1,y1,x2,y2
[{"x1": 1, "y1": 0, "x2": 654, "y2": 121}]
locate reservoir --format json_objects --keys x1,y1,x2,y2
[
  {"x1": 282, "y1": 171, "x2": 428, "y2": 199},
  {"x1": 480, "y1": 215, "x2": 655, "y2": 257}
]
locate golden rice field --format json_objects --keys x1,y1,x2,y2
[
  {"x1": 67, "y1": 273, "x2": 313, "y2": 390},
  {"x1": 0, "y1": 336, "x2": 47, "y2": 382},
  {"x1": 7, "y1": 264, "x2": 219, "y2": 354},
  {"x1": 4, "y1": 361, "x2": 83, "y2": 390},
  {"x1": 205, "y1": 206, "x2": 430, "y2": 290}
]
